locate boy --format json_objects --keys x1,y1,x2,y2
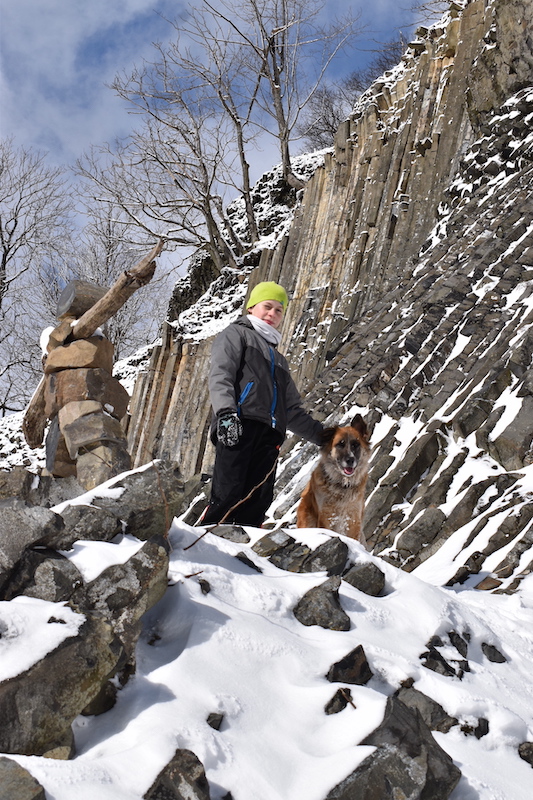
[{"x1": 202, "y1": 281, "x2": 323, "y2": 526}]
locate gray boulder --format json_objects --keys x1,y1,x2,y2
[
  {"x1": 0, "y1": 504, "x2": 65, "y2": 596},
  {"x1": 90, "y1": 461, "x2": 199, "y2": 539},
  {"x1": 0, "y1": 613, "x2": 123, "y2": 756},
  {"x1": 326, "y1": 645, "x2": 373, "y2": 685},
  {"x1": 77, "y1": 536, "x2": 170, "y2": 660},
  {"x1": 144, "y1": 748, "x2": 211, "y2": 799},
  {"x1": 326, "y1": 695, "x2": 461, "y2": 799},
  {"x1": 2, "y1": 548, "x2": 83, "y2": 603},
  {"x1": 301, "y1": 537, "x2": 349, "y2": 576},
  {"x1": 0, "y1": 757, "x2": 46, "y2": 800},
  {"x1": 52, "y1": 503, "x2": 122, "y2": 550},
  {"x1": 343, "y1": 562, "x2": 385, "y2": 596},
  {"x1": 293, "y1": 576, "x2": 351, "y2": 631}
]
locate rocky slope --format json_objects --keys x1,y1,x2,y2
[{"x1": 123, "y1": 0, "x2": 533, "y2": 592}]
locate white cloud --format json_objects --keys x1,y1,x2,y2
[
  {"x1": 0, "y1": 0, "x2": 185, "y2": 164},
  {"x1": 0, "y1": 1, "x2": 416, "y2": 167}
]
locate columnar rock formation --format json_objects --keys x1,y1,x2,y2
[{"x1": 125, "y1": 0, "x2": 533, "y2": 592}]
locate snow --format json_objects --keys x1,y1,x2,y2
[{"x1": 1, "y1": 506, "x2": 532, "y2": 799}]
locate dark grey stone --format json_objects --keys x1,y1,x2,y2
[
  {"x1": 252, "y1": 529, "x2": 295, "y2": 557},
  {"x1": 144, "y1": 748, "x2": 211, "y2": 799},
  {"x1": 0, "y1": 506, "x2": 65, "y2": 596},
  {"x1": 420, "y1": 647, "x2": 457, "y2": 677},
  {"x1": 300, "y1": 537, "x2": 349, "y2": 576},
  {"x1": 53, "y1": 503, "x2": 122, "y2": 549},
  {"x1": 518, "y1": 742, "x2": 533, "y2": 767},
  {"x1": 326, "y1": 645, "x2": 373, "y2": 685},
  {"x1": 0, "y1": 613, "x2": 123, "y2": 756},
  {"x1": 0, "y1": 757, "x2": 46, "y2": 800},
  {"x1": 210, "y1": 524, "x2": 250, "y2": 543},
  {"x1": 481, "y1": 642, "x2": 507, "y2": 663},
  {"x1": 293, "y1": 576, "x2": 351, "y2": 631},
  {"x1": 343, "y1": 562, "x2": 386, "y2": 596},
  {"x1": 395, "y1": 686, "x2": 458, "y2": 733},
  {"x1": 270, "y1": 542, "x2": 312, "y2": 572},
  {"x1": 325, "y1": 688, "x2": 354, "y2": 715}
]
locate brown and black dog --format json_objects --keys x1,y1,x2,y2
[{"x1": 296, "y1": 414, "x2": 371, "y2": 546}]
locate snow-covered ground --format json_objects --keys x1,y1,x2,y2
[{"x1": 2, "y1": 490, "x2": 533, "y2": 799}]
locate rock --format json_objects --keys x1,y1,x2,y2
[
  {"x1": 44, "y1": 417, "x2": 77, "y2": 478},
  {"x1": 481, "y1": 642, "x2": 507, "y2": 663},
  {"x1": 77, "y1": 537, "x2": 170, "y2": 661},
  {"x1": 44, "y1": 367, "x2": 130, "y2": 420},
  {"x1": 252, "y1": 530, "x2": 295, "y2": 557},
  {"x1": 448, "y1": 630, "x2": 469, "y2": 658},
  {"x1": 0, "y1": 613, "x2": 123, "y2": 756},
  {"x1": 395, "y1": 685, "x2": 458, "y2": 733},
  {"x1": 342, "y1": 562, "x2": 386, "y2": 596},
  {"x1": 396, "y1": 508, "x2": 447, "y2": 556},
  {"x1": 269, "y1": 542, "x2": 312, "y2": 572},
  {"x1": 2, "y1": 549, "x2": 84, "y2": 602},
  {"x1": 0, "y1": 467, "x2": 35, "y2": 503},
  {"x1": 300, "y1": 537, "x2": 349, "y2": 576},
  {"x1": 89, "y1": 460, "x2": 193, "y2": 540},
  {"x1": 0, "y1": 505, "x2": 65, "y2": 597},
  {"x1": 58, "y1": 399, "x2": 104, "y2": 430},
  {"x1": 326, "y1": 745, "x2": 427, "y2": 800},
  {"x1": 489, "y1": 396, "x2": 533, "y2": 469},
  {"x1": 207, "y1": 712, "x2": 224, "y2": 730},
  {"x1": 234, "y1": 552, "x2": 262, "y2": 572},
  {"x1": 52, "y1": 504, "x2": 122, "y2": 550},
  {"x1": 44, "y1": 336, "x2": 114, "y2": 374},
  {"x1": 61, "y1": 412, "x2": 127, "y2": 459},
  {"x1": 293, "y1": 575, "x2": 351, "y2": 631},
  {"x1": 0, "y1": 757, "x2": 46, "y2": 799},
  {"x1": 326, "y1": 706, "x2": 462, "y2": 800},
  {"x1": 56, "y1": 279, "x2": 107, "y2": 319},
  {"x1": 326, "y1": 645, "x2": 373, "y2": 685},
  {"x1": 209, "y1": 524, "x2": 250, "y2": 543},
  {"x1": 518, "y1": 742, "x2": 533, "y2": 767},
  {"x1": 325, "y1": 688, "x2": 354, "y2": 715},
  {"x1": 144, "y1": 748, "x2": 211, "y2": 800},
  {"x1": 75, "y1": 442, "x2": 132, "y2": 491},
  {"x1": 420, "y1": 646, "x2": 457, "y2": 677}
]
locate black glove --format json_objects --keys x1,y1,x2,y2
[{"x1": 217, "y1": 411, "x2": 243, "y2": 447}]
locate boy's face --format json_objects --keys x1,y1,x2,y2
[{"x1": 249, "y1": 299, "x2": 284, "y2": 329}]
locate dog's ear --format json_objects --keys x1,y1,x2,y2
[
  {"x1": 351, "y1": 414, "x2": 369, "y2": 441},
  {"x1": 320, "y1": 426, "x2": 337, "y2": 447}
]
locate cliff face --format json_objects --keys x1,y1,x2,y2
[{"x1": 127, "y1": 0, "x2": 533, "y2": 591}]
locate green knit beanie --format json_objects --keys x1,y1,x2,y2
[{"x1": 246, "y1": 281, "x2": 289, "y2": 310}]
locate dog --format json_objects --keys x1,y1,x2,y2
[{"x1": 296, "y1": 414, "x2": 371, "y2": 546}]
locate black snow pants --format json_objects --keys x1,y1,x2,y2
[{"x1": 202, "y1": 419, "x2": 283, "y2": 527}]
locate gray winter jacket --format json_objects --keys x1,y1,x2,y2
[{"x1": 209, "y1": 317, "x2": 323, "y2": 445}]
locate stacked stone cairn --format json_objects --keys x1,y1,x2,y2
[{"x1": 40, "y1": 279, "x2": 132, "y2": 490}]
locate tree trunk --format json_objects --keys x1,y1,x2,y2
[
  {"x1": 71, "y1": 240, "x2": 163, "y2": 340},
  {"x1": 22, "y1": 378, "x2": 47, "y2": 448}
]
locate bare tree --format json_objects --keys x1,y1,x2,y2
[
  {"x1": 189, "y1": 0, "x2": 362, "y2": 189},
  {"x1": 0, "y1": 138, "x2": 72, "y2": 311},
  {"x1": 77, "y1": 0, "x2": 362, "y2": 271},
  {"x1": 0, "y1": 138, "x2": 73, "y2": 414}
]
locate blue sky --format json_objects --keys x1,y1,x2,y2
[{"x1": 0, "y1": 0, "x2": 418, "y2": 170}]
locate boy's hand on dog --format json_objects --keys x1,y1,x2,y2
[{"x1": 217, "y1": 411, "x2": 243, "y2": 447}]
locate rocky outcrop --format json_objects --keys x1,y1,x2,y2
[
  {"x1": 0, "y1": 461, "x2": 199, "y2": 757},
  {"x1": 326, "y1": 695, "x2": 461, "y2": 799},
  {"x1": 120, "y1": 0, "x2": 533, "y2": 594}
]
